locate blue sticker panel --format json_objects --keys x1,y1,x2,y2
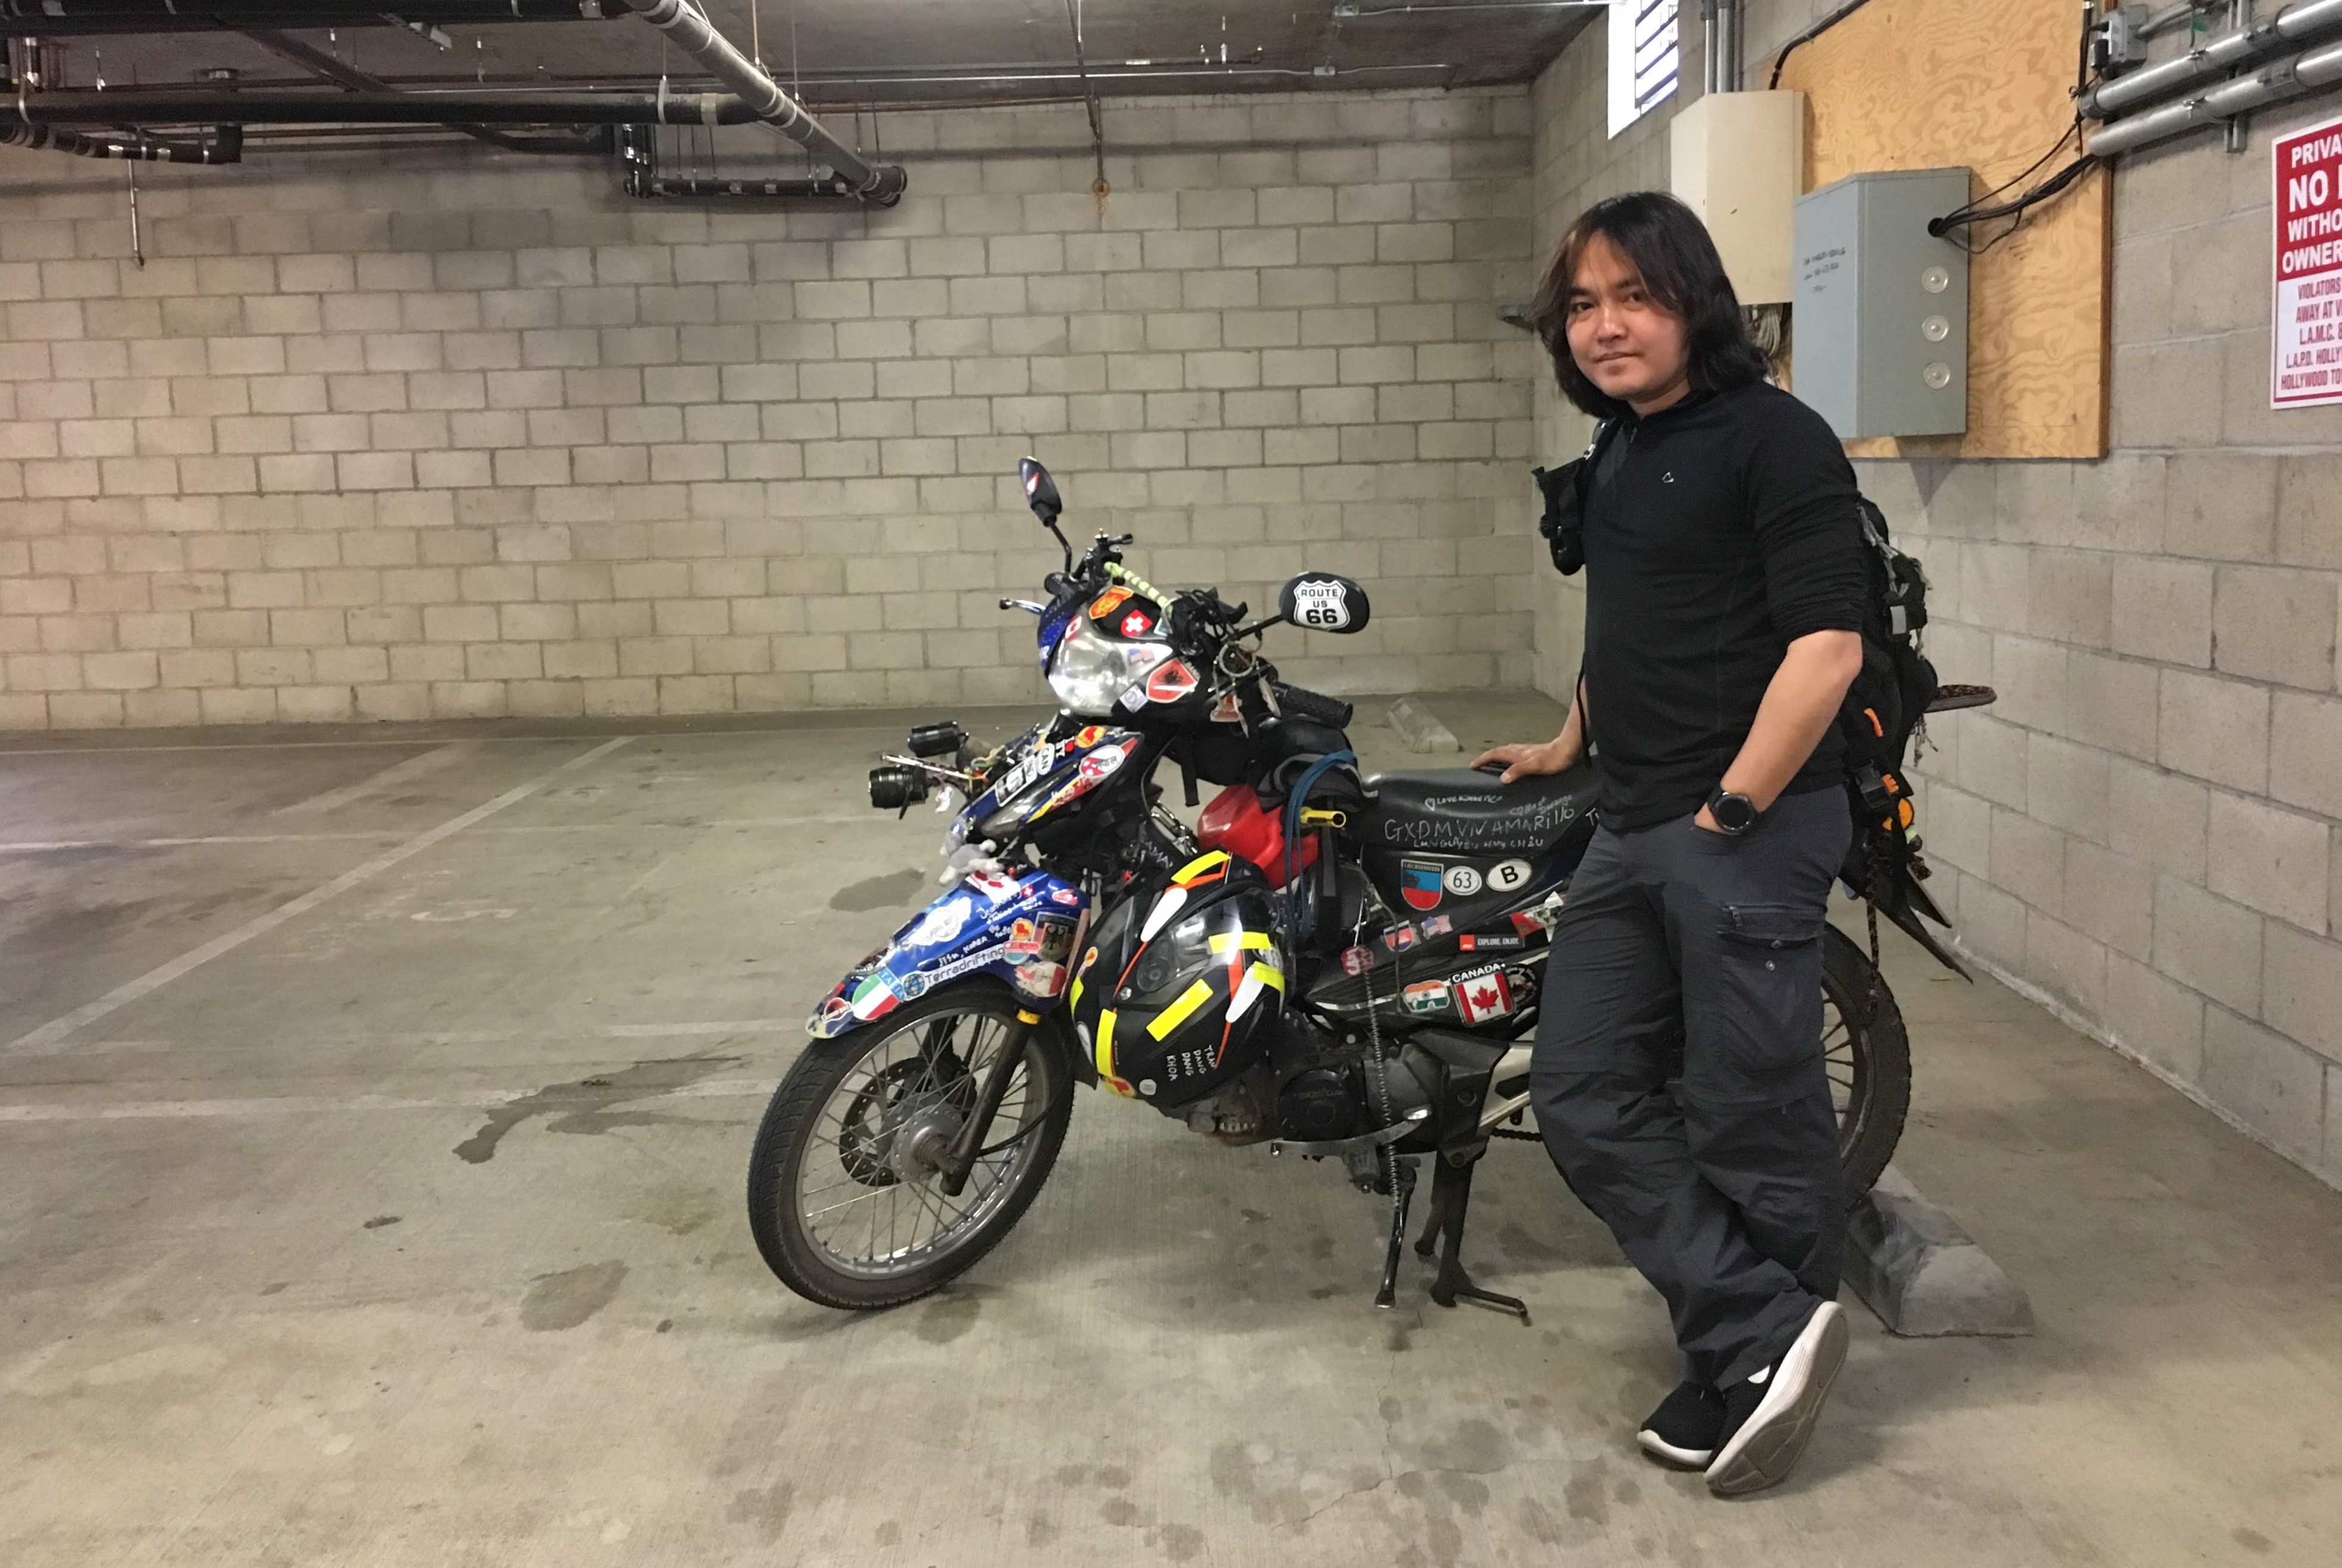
[{"x1": 807, "y1": 869, "x2": 1089, "y2": 1038}]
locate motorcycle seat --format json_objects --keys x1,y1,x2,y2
[{"x1": 1355, "y1": 763, "x2": 1599, "y2": 856}]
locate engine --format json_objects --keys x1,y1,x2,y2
[{"x1": 1264, "y1": 1011, "x2": 1433, "y2": 1145}]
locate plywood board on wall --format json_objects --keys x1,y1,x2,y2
[{"x1": 1777, "y1": 0, "x2": 2110, "y2": 460}]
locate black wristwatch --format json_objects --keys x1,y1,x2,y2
[{"x1": 1705, "y1": 787, "x2": 1763, "y2": 836}]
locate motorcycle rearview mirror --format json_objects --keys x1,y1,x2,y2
[
  {"x1": 1277, "y1": 572, "x2": 1371, "y2": 634},
  {"x1": 1017, "y1": 456, "x2": 1072, "y2": 573}
]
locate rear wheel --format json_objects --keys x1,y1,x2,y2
[
  {"x1": 1500, "y1": 924, "x2": 1910, "y2": 1201},
  {"x1": 1820, "y1": 924, "x2": 1910, "y2": 1201},
  {"x1": 746, "y1": 983, "x2": 1074, "y2": 1310}
]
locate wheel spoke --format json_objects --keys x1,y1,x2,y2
[{"x1": 787, "y1": 1000, "x2": 1052, "y2": 1276}]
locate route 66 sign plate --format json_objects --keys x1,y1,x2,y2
[{"x1": 1278, "y1": 573, "x2": 1371, "y2": 634}]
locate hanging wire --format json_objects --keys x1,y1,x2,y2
[
  {"x1": 1065, "y1": 0, "x2": 1109, "y2": 210},
  {"x1": 1926, "y1": 5, "x2": 2100, "y2": 257}
]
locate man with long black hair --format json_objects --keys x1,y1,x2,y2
[{"x1": 1474, "y1": 191, "x2": 1868, "y2": 1495}]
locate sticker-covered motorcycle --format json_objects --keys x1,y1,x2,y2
[{"x1": 746, "y1": 457, "x2": 1989, "y2": 1317}]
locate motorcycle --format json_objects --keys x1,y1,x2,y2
[{"x1": 746, "y1": 456, "x2": 1969, "y2": 1320}]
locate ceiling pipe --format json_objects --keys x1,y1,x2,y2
[
  {"x1": 698, "y1": 60, "x2": 1457, "y2": 96},
  {"x1": 2088, "y1": 33, "x2": 2342, "y2": 154},
  {"x1": 241, "y1": 27, "x2": 605, "y2": 154},
  {"x1": 615, "y1": 123, "x2": 877, "y2": 203},
  {"x1": 2080, "y1": 0, "x2": 2342, "y2": 119},
  {"x1": 629, "y1": 0, "x2": 903, "y2": 203},
  {"x1": 0, "y1": 120, "x2": 241, "y2": 161},
  {"x1": 0, "y1": 1, "x2": 610, "y2": 35},
  {"x1": 11, "y1": 88, "x2": 770, "y2": 126}
]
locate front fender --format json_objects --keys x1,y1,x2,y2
[{"x1": 806, "y1": 868, "x2": 1092, "y2": 1038}]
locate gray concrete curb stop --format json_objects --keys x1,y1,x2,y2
[
  {"x1": 1387, "y1": 697, "x2": 1461, "y2": 753},
  {"x1": 1844, "y1": 1164, "x2": 2034, "y2": 1338}
]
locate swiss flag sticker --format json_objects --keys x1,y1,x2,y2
[{"x1": 1455, "y1": 970, "x2": 1513, "y2": 1025}]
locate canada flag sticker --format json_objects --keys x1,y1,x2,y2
[{"x1": 1455, "y1": 969, "x2": 1514, "y2": 1025}]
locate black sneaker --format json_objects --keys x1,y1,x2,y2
[
  {"x1": 1636, "y1": 1380, "x2": 1724, "y2": 1469},
  {"x1": 1704, "y1": 1300, "x2": 1850, "y2": 1497}
]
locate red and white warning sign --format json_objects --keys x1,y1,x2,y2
[{"x1": 2274, "y1": 110, "x2": 2342, "y2": 409}]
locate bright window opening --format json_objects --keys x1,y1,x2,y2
[{"x1": 1608, "y1": 0, "x2": 1682, "y2": 138}]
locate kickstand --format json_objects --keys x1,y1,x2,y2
[
  {"x1": 1373, "y1": 1156, "x2": 1416, "y2": 1309},
  {"x1": 1414, "y1": 1153, "x2": 1532, "y2": 1324}
]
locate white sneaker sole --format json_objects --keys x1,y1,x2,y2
[
  {"x1": 1635, "y1": 1429, "x2": 1715, "y2": 1469},
  {"x1": 1704, "y1": 1300, "x2": 1850, "y2": 1497}
]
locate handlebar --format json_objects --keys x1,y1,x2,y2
[
  {"x1": 1103, "y1": 559, "x2": 1170, "y2": 606},
  {"x1": 1276, "y1": 683, "x2": 1354, "y2": 729}
]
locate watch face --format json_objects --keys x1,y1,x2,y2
[{"x1": 1715, "y1": 794, "x2": 1757, "y2": 831}]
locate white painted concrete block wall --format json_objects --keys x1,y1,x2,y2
[
  {"x1": 0, "y1": 88, "x2": 1540, "y2": 727},
  {"x1": 1529, "y1": 5, "x2": 2342, "y2": 1186}
]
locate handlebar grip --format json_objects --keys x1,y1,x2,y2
[{"x1": 1275, "y1": 684, "x2": 1354, "y2": 730}]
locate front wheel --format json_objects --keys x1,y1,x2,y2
[{"x1": 747, "y1": 983, "x2": 1074, "y2": 1310}]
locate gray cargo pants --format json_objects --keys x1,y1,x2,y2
[{"x1": 1530, "y1": 785, "x2": 1850, "y2": 1389}]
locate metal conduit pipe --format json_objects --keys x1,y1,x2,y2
[
  {"x1": 12, "y1": 88, "x2": 769, "y2": 126},
  {"x1": 1719, "y1": 0, "x2": 1742, "y2": 90},
  {"x1": 0, "y1": 1, "x2": 604, "y2": 33},
  {"x1": 2081, "y1": 0, "x2": 2342, "y2": 119},
  {"x1": 0, "y1": 120, "x2": 241, "y2": 162},
  {"x1": 2088, "y1": 35, "x2": 2342, "y2": 155},
  {"x1": 629, "y1": 0, "x2": 904, "y2": 203}
]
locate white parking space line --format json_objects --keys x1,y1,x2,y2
[
  {"x1": 61, "y1": 1020, "x2": 807, "y2": 1054},
  {"x1": 0, "y1": 815, "x2": 900, "y2": 853},
  {"x1": 2, "y1": 737, "x2": 635, "y2": 1059},
  {"x1": 0, "y1": 1076, "x2": 775, "y2": 1123},
  {"x1": 271, "y1": 741, "x2": 481, "y2": 817},
  {"x1": 0, "y1": 832, "x2": 406, "y2": 852}
]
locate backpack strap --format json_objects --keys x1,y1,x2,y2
[{"x1": 1532, "y1": 417, "x2": 1619, "y2": 577}]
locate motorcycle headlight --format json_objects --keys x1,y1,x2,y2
[{"x1": 1046, "y1": 614, "x2": 1170, "y2": 717}]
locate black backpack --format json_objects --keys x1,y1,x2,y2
[{"x1": 1838, "y1": 497, "x2": 1938, "y2": 841}]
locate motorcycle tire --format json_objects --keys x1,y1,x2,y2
[
  {"x1": 746, "y1": 981, "x2": 1074, "y2": 1310},
  {"x1": 1820, "y1": 923, "x2": 1911, "y2": 1202}
]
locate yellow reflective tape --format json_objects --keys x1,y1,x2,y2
[
  {"x1": 1208, "y1": 930, "x2": 1274, "y2": 955},
  {"x1": 1252, "y1": 962, "x2": 1286, "y2": 993},
  {"x1": 1069, "y1": 974, "x2": 1085, "y2": 1012},
  {"x1": 1171, "y1": 850, "x2": 1230, "y2": 886},
  {"x1": 1096, "y1": 1009, "x2": 1118, "y2": 1078},
  {"x1": 1146, "y1": 977, "x2": 1216, "y2": 1040},
  {"x1": 1016, "y1": 1009, "x2": 1041, "y2": 1025}
]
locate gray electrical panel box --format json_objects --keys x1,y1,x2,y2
[{"x1": 1792, "y1": 167, "x2": 1971, "y2": 438}]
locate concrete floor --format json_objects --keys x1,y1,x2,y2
[{"x1": 2, "y1": 690, "x2": 2338, "y2": 1567}]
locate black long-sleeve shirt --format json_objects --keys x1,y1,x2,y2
[{"x1": 1579, "y1": 382, "x2": 1867, "y2": 832}]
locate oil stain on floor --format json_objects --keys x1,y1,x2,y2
[
  {"x1": 520, "y1": 1260, "x2": 627, "y2": 1331},
  {"x1": 827, "y1": 868, "x2": 927, "y2": 912},
  {"x1": 454, "y1": 1055, "x2": 740, "y2": 1164}
]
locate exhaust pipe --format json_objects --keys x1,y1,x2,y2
[{"x1": 631, "y1": 0, "x2": 905, "y2": 204}]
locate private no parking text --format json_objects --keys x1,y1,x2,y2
[{"x1": 2274, "y1": 112, "x2": 2342, "y2": 409}]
